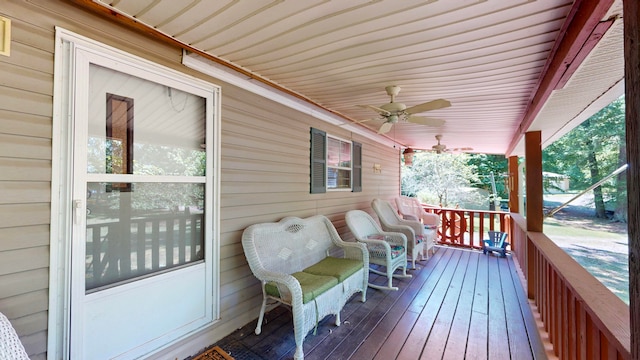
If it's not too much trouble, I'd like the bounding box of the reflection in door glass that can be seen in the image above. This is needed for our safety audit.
[85,182,205,291]
[87,64,206,176]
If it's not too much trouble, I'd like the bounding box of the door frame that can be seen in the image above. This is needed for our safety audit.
[48,28,221,359]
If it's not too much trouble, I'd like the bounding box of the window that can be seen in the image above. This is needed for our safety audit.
[85,65,208,291]
[310,128,362,193]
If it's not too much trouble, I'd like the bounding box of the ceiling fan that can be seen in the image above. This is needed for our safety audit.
[429,134,473,154]
[357,85,450,134]
[402,135,473,165]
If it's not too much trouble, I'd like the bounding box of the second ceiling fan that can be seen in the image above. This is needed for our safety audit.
[429,134,473,154]
[358,85,451,134]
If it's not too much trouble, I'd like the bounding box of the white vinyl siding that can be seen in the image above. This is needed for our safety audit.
[0,6,54,359]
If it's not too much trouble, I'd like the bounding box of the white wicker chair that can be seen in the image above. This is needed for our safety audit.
[395,196,440,226]
[372,198,427,268]
[395,196,438,258]
[345,210,411,291]
[242,215,368,360]
[0,312,30,360]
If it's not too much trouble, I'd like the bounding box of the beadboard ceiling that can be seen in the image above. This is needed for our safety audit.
[76,0,624,156]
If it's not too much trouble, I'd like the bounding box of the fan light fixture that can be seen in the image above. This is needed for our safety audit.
[403,148,415,166]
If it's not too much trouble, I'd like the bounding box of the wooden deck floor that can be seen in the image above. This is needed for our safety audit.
[210,247,546,360]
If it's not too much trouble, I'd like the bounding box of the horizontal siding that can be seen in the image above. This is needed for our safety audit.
[0,269,49,299]
[0,247,49,276]
[0,158,51,181]
[0,62,53,96]
[0,110,52,139]
[0,181,51,204]
[0,4,55,359]
[0,133,52,160]
[0,87,52,118]
[0,203,50,228]
[0,290,49,319]
[0,225,49,251]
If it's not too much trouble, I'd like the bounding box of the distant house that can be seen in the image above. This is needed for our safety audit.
[543,172,570,193]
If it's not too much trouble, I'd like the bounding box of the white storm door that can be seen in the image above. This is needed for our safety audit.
[69,46,217,359]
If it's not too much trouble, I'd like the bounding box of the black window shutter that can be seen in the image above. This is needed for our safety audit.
[310,128,326,193]
[352,141,362,192]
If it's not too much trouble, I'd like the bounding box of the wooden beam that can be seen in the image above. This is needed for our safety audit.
[506,0,615,155]
[508,156,520,214]
[624,0,640,357]
[525,132,543,232]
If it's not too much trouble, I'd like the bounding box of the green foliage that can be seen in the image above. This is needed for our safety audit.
[543,97,625,190]
[402,152,482,208]
[542,96,626,218]
[467,154,509,199]
[400,98,626,216]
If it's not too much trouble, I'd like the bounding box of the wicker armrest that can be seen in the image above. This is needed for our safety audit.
[257,270,303,305]
[340,241,369,262]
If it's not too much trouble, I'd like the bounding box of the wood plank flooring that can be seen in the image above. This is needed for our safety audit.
[208,247,546,360]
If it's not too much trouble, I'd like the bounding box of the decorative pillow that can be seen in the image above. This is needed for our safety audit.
[366,234,387,240]
[415,235,424,244]
[368,244,404,259]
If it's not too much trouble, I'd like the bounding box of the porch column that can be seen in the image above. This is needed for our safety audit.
[508,156,520,214]
[524,131,543,231]
[624,0,640,357]
[525,131,543,299]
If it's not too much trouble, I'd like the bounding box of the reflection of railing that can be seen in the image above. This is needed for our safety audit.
[86,212,204,290]
[510,214,630,359]
[421,206,511,249]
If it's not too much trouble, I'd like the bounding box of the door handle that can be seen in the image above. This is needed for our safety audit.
[73,199,83,225]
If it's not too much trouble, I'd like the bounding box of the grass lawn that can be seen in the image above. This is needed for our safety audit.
[543,216,629,304]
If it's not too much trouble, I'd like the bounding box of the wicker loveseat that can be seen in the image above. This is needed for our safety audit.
[241,215,369,360]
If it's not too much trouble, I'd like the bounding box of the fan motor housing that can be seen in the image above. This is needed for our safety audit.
[380,102,406,113]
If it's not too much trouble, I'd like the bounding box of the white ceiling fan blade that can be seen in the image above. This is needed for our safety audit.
[407,116,446,126]
[357,104,391,116]
[349,117,377,125]
[377,122,394,134]
[405,99,451,114]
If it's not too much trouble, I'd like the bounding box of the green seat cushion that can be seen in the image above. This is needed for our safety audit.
[303,257,364,282]
[265,272,338,304]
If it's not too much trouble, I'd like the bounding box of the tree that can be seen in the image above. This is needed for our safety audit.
[542,96,626,219]
[467,154,509,200]
[402,152,481,208]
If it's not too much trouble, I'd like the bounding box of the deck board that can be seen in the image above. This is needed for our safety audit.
[208,247,546,360]
[466,251,489,360]
[441,250,478,360]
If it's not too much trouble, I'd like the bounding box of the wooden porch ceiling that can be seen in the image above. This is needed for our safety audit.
[71,0,624,156]
[206,247,545,360]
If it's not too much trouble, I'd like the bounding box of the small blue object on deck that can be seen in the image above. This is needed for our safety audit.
[482,231,509,257]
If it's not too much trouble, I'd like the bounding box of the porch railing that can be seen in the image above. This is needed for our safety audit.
[422,206,511,249]
[510,213,631,359]
[86,212,204,290]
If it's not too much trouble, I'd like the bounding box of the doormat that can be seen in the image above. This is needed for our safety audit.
[192,345,234,360]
